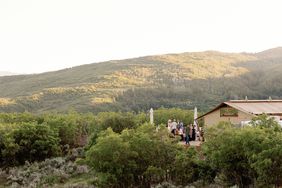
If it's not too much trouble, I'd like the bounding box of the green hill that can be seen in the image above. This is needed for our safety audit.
[1,48,282,113]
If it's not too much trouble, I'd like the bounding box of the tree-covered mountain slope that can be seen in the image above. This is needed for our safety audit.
[0,47,282,113]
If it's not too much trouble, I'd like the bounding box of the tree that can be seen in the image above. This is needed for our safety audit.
[12,122,60,164]
[86,128,138,187]
[171,149,199,185]
[203,124,257,187]
[86,124,203,187]
[250,113,281,131]
[203,117,282,187]
[153,108,194,126]
[251,134,282,187]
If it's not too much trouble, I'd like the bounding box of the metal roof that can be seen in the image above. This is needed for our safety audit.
[197,100,282,119]
[226,100,282,115]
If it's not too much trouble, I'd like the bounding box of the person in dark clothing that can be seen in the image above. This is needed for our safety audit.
[191,125,196,141]
[185,125,190,144]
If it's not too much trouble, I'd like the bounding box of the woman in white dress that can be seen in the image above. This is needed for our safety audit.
[167,119,172,132]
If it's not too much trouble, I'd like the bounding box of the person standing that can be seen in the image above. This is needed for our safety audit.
[182,125,186,142]
[167,119,172,132]
[185,125,190,145]
[178,126,184,141]
[189,124,193,140]
[192,125,196,141]
[196,128,200,141]
[179,121,184,129]
[171,119,177,136]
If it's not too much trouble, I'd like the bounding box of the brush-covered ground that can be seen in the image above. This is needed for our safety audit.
[1,47,282,113]
[0,110,281,187]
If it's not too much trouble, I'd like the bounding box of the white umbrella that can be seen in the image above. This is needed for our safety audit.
[194,106,198,131]
[194,107,200,141]
[150,108,154,125]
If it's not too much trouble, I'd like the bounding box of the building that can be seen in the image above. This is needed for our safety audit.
[197,100,282,127]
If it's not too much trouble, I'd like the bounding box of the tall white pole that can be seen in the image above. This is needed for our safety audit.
[194,107,198,129]
[150,108,154,125]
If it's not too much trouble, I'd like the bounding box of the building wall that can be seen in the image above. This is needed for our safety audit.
[204,108,254,127]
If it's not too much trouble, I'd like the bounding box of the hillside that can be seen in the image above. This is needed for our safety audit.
[0,48,282,113]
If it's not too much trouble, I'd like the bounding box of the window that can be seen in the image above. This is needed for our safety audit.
[220,107,238,117]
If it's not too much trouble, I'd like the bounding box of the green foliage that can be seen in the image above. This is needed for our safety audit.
[171,149,199,185]
[97,112,137,133]
[203,115,282,187]
[204,127,255,187]
[86,124,201,187]
[196,159,217,185]
[43,113,89,148]
[1,48,282,113]
[0,122,61,166]
[86,112,140,149]
[251,137,282,187]
[1,110,282,187]
[12,122,61,164]
[250,113,281,131]
[0,109,192,169]
[0,112,96,166]
[204,121,233,141]
[86,128,138,187]
[153,108,194,125]
[0,112,36,124]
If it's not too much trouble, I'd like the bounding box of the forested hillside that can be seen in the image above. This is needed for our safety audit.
[0,47,282,113]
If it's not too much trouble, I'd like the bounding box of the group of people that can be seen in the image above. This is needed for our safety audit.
[167,119,202,145]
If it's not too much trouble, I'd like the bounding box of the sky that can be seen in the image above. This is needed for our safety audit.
[0,0,282,74]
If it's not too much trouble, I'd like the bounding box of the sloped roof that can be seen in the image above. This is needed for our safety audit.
[197,100,282,119]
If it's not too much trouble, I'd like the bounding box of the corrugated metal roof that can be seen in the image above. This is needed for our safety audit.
[197,100,282,119]
[226,100,282,115]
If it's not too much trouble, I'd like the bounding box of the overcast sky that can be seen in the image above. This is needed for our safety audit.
[0,0,282,73]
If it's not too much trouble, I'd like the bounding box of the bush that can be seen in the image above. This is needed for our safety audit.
[97,112,138,133]
[86,124,202,187]
[0,122,61,166]
[203,115,282,187]
[5,157,90,187]
[12,122,61,164]
[43,112,93,148]
[86,112,139,148]
[86,128,138,187]
[154,108,194,126]
[171,149,199,185]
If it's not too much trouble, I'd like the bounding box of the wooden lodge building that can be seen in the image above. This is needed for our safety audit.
[197,100,282,127]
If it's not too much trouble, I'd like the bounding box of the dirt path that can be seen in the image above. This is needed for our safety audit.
[178,140,201,147]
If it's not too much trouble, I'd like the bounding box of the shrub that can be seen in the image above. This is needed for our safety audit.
[86,124,200,187]
[6,157,89,187]
[0,122,61,166]
[203,115,282,187]
[12,122,61,164]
